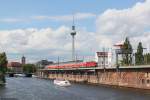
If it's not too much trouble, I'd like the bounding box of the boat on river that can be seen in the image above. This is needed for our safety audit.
[54,79,71,86]
[14,74,25,77]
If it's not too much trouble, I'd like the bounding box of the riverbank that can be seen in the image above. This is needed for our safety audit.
[0,81,5,86]
[38,65,150,90]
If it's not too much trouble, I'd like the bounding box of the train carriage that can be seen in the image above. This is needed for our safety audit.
[46,61,97,69]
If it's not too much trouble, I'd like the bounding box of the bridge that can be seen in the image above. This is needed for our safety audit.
[6,72,33,77]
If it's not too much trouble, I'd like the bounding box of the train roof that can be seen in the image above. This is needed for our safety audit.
[46,60,83,66]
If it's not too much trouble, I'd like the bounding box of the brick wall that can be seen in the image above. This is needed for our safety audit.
[38,69,150,89]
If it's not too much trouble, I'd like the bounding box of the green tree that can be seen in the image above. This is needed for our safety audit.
[135,42,144,65]
[144,53,150,64]
[23,64,36,74]
[122,37,133,65]
[0,52,8,84]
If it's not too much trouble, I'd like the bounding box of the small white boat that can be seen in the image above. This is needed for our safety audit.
[14,74,25,77]
[54,79,71,86]
[32,75,38,78]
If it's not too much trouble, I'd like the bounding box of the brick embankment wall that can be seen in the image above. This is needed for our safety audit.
[38,69,150,90]
[95,70,150,89]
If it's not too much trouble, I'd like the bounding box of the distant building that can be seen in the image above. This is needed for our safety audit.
[7,62,22,73]
[95,51,112,68]
[7,56,26,73]
[36,60,53,69]
[21,56,26,65]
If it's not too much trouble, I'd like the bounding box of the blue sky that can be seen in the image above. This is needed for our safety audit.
[0,0,149,63]
[0,0,143,30]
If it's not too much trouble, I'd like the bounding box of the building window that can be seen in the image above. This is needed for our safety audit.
[142,79,145,84]
[147,80,150,84]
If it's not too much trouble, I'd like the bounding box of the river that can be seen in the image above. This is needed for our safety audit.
[0,77,150,100]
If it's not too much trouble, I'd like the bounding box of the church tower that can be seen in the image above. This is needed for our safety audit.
[21,55,26,65]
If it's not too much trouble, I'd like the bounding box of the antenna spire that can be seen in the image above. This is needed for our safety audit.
[72,15,75,30]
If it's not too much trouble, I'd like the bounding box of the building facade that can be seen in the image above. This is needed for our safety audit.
[36,60,53,69]
[7,62,22,73]
[95,51,112,68]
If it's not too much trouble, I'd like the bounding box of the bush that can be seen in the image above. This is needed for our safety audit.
[22,64,36,74]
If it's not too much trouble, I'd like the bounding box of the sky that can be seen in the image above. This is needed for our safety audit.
[0,0,149,63]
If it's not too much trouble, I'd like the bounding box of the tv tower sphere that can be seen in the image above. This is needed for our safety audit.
[71,26,76,35]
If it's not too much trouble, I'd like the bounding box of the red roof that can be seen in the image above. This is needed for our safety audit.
[114,41,124,48]
[7,62,22,68]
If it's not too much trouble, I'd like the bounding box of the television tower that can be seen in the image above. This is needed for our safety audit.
[70,16,76,61]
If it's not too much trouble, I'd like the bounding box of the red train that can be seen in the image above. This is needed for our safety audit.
[46,61,97,69]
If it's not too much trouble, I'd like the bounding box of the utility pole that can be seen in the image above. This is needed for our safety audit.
[57,56,60,77]
[103,48,106,72]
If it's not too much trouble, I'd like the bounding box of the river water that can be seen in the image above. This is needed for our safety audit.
[0,77,150,100]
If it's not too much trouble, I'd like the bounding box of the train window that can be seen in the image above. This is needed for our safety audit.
[142,79,145,84]
[147,72,149,78]
[147,80,150,84]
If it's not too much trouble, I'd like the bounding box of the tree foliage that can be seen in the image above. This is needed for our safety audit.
[0,52,8,84]
[23,64,36,74]
[144,53,150,64]
[135,42,144,65]
[122,37,133,65]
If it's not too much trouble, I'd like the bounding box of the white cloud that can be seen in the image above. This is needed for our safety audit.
[0,26,98,62]
[2,0,150,63]
[0,12,95,23]
[96,0,150,46]
[0,18,26,23]
[0,26,70,53]
[33,12,96,21]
